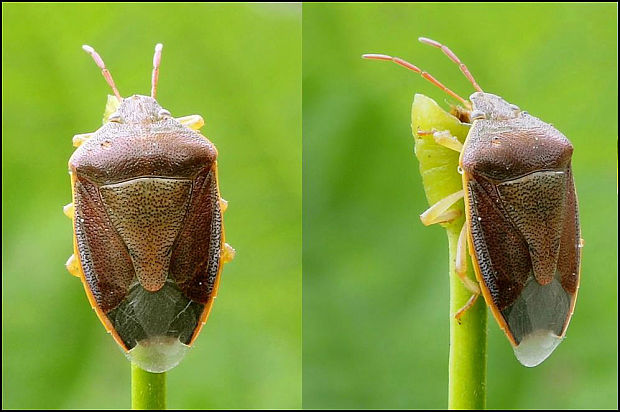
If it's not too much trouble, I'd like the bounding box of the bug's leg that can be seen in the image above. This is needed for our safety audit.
[219,199,234,264]
[65,254,81,277]
[420,190,464,226]
[417,129,463,152]
[63,203,81,277]
[72,133,94,147]
[176,115,205,131]
[63,202,74,219]
[454,222,481,323]
[222,243,236,264]
[454,294,479,324]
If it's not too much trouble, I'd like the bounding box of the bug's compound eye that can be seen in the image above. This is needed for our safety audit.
[158,109,172,119]
[108,112,122,123]
[470,110,486,120]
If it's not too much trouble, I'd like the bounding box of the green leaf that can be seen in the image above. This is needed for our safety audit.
[411,94,470,230]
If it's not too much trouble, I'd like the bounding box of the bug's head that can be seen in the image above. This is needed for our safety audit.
[107,94,172,125]
[469,92,523,121]
[83,43,168,124]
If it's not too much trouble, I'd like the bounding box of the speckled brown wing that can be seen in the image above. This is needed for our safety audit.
[72,172,208,351]
[169,162,224,345]
[554,167,580,332]
[73,175,134,314]
[465,167,577,347]
[169,163,222,304]
[465,172,530,344]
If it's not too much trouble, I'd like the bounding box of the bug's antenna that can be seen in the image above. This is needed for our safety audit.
[82,45,122,101]
[362,53,472,108]
[418,37,483,93]
[151,43,163,99]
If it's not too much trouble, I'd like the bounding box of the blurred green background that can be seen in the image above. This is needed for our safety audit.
[303,3,617,409]
[2,3,300,409]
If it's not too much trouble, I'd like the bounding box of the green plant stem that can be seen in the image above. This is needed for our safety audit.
[411,94,487,409]
[446,225,487,409]
[131,363,166,410]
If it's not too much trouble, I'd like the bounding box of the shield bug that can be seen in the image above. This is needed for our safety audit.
[64,43,235,373]
[364,37,582,367]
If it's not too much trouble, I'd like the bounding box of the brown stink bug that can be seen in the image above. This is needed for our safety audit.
[364,37,582,367]
[64,44,235,373]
